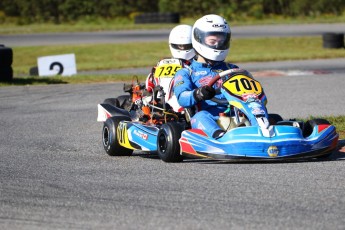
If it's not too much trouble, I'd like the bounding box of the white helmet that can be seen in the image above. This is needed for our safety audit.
[192,14,231,62]
[169,25,195,60]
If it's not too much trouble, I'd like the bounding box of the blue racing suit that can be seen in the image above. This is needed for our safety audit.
[173,60,239,137]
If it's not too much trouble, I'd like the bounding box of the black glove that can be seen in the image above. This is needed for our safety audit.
[193,85,216,102]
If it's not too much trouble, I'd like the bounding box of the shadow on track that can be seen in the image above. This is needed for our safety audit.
[133,140,345,164]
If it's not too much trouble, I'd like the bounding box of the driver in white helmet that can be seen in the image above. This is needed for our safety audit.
[145,25,195,112]
[173,14,239,138]
[146,25,195,93]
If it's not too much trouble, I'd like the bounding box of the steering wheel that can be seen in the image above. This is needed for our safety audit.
[207,69,240,105]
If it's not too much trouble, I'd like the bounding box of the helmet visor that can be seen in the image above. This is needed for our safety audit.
[170,43,193,51]
[194,28,231,50]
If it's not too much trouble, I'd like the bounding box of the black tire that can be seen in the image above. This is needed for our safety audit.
[268,113,283,125]
[0,66,13,82]
[29,66,39,76]
[303,118,330,138]
[102,116,133,156]
[103,98,120,108]
[157,122,184,162]
[104,95,132,110]
[322,33,344,49]
[0,46,13,67]
[116,95,132,110]
[134,13,180,24]
[303,118,334,159]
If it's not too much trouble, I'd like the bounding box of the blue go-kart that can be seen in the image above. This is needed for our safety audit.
[97,69,339,162]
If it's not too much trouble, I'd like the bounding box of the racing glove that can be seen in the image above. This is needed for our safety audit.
[193,85,216,102]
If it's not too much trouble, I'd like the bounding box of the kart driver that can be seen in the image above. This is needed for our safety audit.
[145,24,195,93]
[173,14,239,138]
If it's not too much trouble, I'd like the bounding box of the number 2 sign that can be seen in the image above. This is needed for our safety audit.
[38,54,77,77]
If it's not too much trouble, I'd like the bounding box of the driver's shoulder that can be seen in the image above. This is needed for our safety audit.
[175,65,192,76]
[225,62,239,69]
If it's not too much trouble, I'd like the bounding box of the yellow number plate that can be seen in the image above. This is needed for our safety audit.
[154,63,182,78]
[223,75,263,96]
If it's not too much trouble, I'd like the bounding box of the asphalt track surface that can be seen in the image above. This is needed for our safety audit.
[1,24,345,229]
[1,72,345,230]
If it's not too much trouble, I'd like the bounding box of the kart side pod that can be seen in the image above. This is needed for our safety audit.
[97,103,131,122]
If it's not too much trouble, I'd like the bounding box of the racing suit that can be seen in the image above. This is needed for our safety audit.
[173,60,239,137]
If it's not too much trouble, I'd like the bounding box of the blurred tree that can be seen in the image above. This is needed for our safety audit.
[0,0,343,24]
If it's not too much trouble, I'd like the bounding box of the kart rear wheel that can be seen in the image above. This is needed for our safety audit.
[103,98,120,108]
[102,116,133,156]
[104,95,132,110]
[117,95,132,110]
[157,122,184,162]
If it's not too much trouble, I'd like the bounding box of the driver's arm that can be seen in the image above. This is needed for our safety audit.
[173,68,199,108]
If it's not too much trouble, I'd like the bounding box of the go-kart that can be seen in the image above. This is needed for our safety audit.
[97,68,339,162]
[97,59,190,162]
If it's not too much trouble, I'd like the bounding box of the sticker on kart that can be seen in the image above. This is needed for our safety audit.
[117,122,135,149]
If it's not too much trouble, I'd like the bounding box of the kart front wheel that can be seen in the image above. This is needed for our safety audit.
[157,122,184,162]
[102,116,133,156]
[303,118,331,138]
[303,118,333,159]
[268,113,283,125]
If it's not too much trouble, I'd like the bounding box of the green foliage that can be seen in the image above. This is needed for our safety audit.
[0,0,343,24]
[159,0,227,18]
[0,0,158,24]
[263,0,345,16]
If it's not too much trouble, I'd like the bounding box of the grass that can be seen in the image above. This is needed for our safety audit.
[9,36,345,76]
[1,14,345,35]
[231,37,345,62]
[324,116,345,139]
